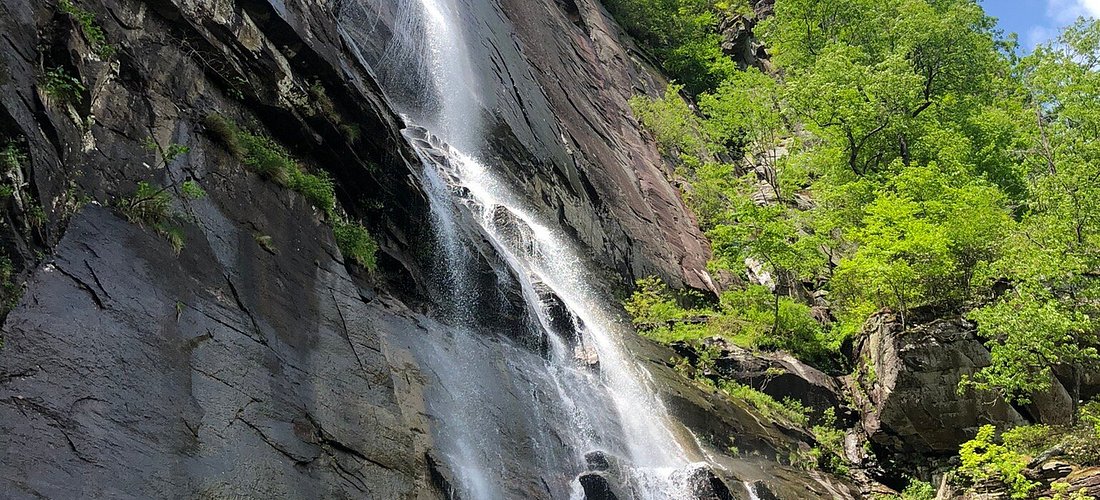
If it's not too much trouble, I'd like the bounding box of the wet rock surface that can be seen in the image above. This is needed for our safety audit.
[342,0,716,294]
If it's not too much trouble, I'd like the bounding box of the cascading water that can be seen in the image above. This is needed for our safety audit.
[341,0,714,497]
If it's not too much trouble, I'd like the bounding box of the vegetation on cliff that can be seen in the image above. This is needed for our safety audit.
[613,0,1100,492]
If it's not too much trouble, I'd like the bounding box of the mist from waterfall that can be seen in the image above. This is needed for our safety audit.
[340,0,705,497]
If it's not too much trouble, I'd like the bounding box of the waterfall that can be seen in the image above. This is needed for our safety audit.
[340,0,708,497]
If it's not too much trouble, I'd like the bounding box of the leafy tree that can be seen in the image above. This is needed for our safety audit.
[958,425,1036,499]
[629,84,711,157]
[964,20,1100,401]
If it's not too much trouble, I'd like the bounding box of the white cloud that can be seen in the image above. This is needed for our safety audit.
[1026,25,1057,48]
[1047,0,1100,24]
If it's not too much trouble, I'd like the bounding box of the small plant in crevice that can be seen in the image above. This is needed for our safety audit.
[40,67,85,103]
[57,0,114,58]
[203,113,337,217]
[181,180,206,200]
[333,218,378,272]
[200,113,383,271]
[339,123,362,144]
[143,137,191,168]
[0,141,27,199]
[254,233,276,254]
[117,181,185,254]
[0,254,24,317]
[809,407,849,475]
[201,114,244,158]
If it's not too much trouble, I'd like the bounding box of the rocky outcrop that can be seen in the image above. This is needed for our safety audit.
[1,207,438,498]
[494,0,718,293]
[673,337,848,424]
[628,335,863,499]
[342,0,716,294]
[850,311,1074,463]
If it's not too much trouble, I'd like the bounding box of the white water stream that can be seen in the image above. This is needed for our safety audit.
[351,0,712,496]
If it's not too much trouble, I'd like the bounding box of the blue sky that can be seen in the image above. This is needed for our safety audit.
[980,0,1100,50]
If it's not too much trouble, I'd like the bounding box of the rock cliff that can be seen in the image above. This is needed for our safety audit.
[0,0,852,498]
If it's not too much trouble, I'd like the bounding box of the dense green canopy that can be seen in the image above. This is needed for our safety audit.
[614,0,1100,403]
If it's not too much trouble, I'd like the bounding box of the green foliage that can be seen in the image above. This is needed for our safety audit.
[240,133,296,185]
[254,233,276,254]
[117,181,184,254]
[181,180,206,200]
[602,0,742,94]
[717,379,809,426]
[238,130,336,217]
[203,114,337,217]
[810,407,849,475]
[620,0,1100,401]
[624,277,835,362]
[58,0,114,58]
[340,123,362,143]
[899,480,936,500]
[0,142,26,199]
[1043,481,1093,500]
[698,68,784,160]
[952,404,1100,499]
[41,67,85,103]
[164,143,190,164]
[287,167,336,218]
[333,219,378,272]
[0,254,23,315]
[958,425,1036,499]
[1001,424,1060,457]
[629,84,710,157]
[964,294,1096,402]
[202,114,244,158]
[957,19,1100,399]
[832,164,1013,318]
[145,139,191,167]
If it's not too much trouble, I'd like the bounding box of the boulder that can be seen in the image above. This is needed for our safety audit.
[578,471,621,500]
[850,311,1074,459]
[677,465,737,500]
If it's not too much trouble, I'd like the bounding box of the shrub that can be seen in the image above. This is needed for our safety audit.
[254,234,276,254]
[58,0,114,58]
[334,219,378,271]
[624,276,715,343]
[217,119,337,216]
[900,480,936,500]
[958,425,1036,499]
[0,142,25,199]
[810,407,849,475]
[1,141,26,173]
[240,133,295,185]
[202,113,243,158]
[41,67,85,103]
[1002,424,1059,457]
[118,181,170,226]
[117,181,184,254]
[287,168,336,218]
[181,180,206,200]
[629,84,711,157]
[718,380,808,426]
[0,254,22,314]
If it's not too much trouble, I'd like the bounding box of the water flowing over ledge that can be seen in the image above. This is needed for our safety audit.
[352,0,710,495]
